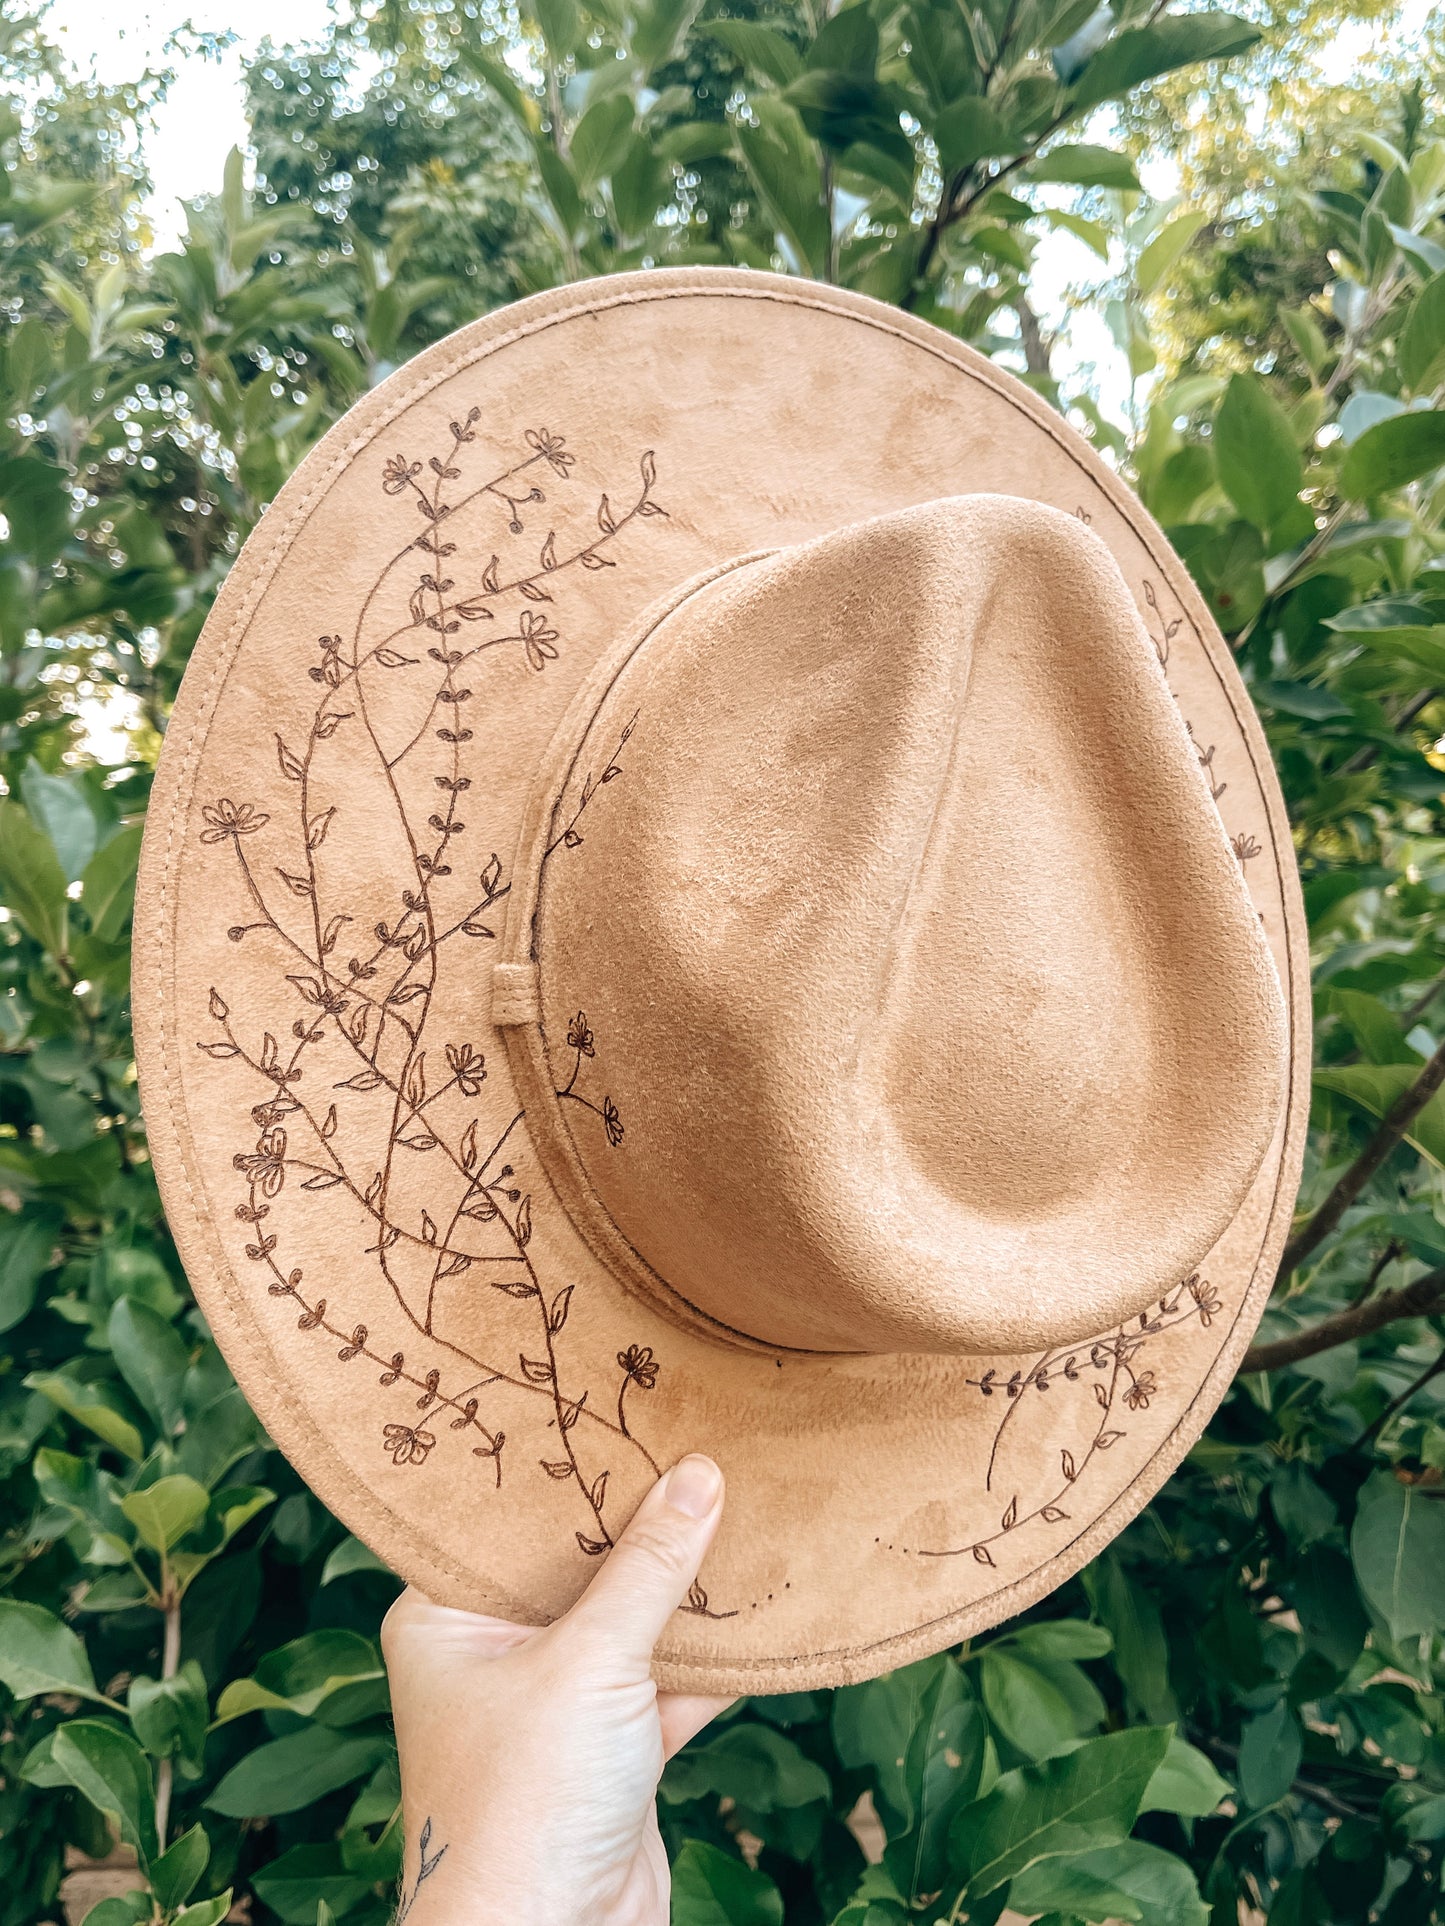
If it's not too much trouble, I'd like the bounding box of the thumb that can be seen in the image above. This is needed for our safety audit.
[561,1455,724,1669]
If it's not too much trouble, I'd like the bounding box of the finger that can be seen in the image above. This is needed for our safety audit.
[383,1586,542,1662]
[659,1693,735,1759]
[562,1455,725,1667]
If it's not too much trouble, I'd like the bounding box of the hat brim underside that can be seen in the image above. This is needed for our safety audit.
[135,269,1308,1694]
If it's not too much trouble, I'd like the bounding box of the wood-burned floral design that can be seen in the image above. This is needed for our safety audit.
[195,418,673,1567]
[916,1270,1228,1565]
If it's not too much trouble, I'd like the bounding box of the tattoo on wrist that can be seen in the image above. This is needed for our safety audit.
[396,1814,449,1923]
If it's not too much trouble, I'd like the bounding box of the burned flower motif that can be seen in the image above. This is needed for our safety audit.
[1123,1370,1157,1412]
[1186,1273,1222,1326]
[567,1012,595,1057]
[617,1344,659,1391]
[200,798,270,844]
[250,1096,298,1131]
[383,1423,437,1466]
[1231,831,1261,864]
[382,454,422,495]
[520,608,560,672]
[603,1095,624,1146]
[526,427,575,477]
[233,1126,288,1199]
[445,1042,487,1096]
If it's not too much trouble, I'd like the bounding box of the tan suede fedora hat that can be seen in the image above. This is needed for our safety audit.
[135,267,1307,1693]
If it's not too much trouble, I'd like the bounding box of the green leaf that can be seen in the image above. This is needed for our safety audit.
[1319,988,1418,1066]
[1400,269,1445,394]
[216,1629,383,1722]
[1351,1469,1445,1641]
[77,1898,151,1926]
[1071,12,1261,114]
[0,1209,59,1334]
[533,0,581,59]
[19,758,98,884]
[1312,1063,1445,1168]
[1325,594,1438,631]
[1009,1856,1144,1921]
[1341,409,1445,497]
[206,1725,391,1817]
[1257,679,1353,720]
[80,824,143,944]
[953,1724,1173,1897]
[148,1823,210,1913]
[5,314,52,401]
[1000,1620,1113,1662]
[828,1863,910,1926]
[0,454,71,563]
[1237,1698,1302,1808]
[0,800,69,955]
[571,95,634,186]
[1084,1556,1178,1724]
[1137,209,1208,297]
[1029,144,1140,190]
[320,1535,391,1585]
[669,1840,784,1925]
[251,1844,372,1925]
[979,1648,1105,1760]
[1281,302,1330,377]
[1142,1734,1230,1818]
[661,1720,832,1812]
[174,1896,233,1926]
[1021,1841,1209,1926]
[702,20,802,86]
[534,140,583,238]
[120,1473,211,1552]
[51,1720,158,1867]
[735,96,828,276]
[0,1598,103,1702]
[108,1296,189,1436]
[877,1658,987,1904]
[632,0,705,75]
[1039,205,1110,257]
[611,132,673,235]
[129,1660,209,1765]
[933,94,1012,178]
[1213,373,1304,529]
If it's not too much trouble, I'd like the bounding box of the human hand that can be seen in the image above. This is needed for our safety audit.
[381,1454,730,1926]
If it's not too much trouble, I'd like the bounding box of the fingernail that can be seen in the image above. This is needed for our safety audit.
[665,1454,722,1519]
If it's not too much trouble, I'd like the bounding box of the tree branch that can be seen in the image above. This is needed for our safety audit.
[1242,1265,1445,1373]
[1014,293,1054,377]
[1359,1345,1445,1445]
[1276,1033,1445,1280]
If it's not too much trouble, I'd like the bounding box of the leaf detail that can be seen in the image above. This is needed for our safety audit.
[306,807,336,850]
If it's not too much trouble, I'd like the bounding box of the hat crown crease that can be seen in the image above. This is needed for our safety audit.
[525,493,1288,1357]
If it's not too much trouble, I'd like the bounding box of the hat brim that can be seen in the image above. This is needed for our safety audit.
[135,268,1308,1693]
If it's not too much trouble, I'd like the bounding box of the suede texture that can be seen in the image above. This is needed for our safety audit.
[519,497,1286,1356]
[133,269,1309,1692]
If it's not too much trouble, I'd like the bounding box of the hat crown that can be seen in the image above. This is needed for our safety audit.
[515,494,1287,1355]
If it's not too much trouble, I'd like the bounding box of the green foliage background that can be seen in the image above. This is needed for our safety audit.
[2,2,1445,1922]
